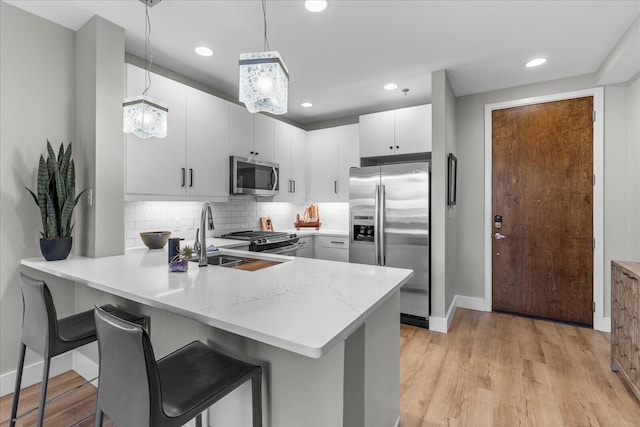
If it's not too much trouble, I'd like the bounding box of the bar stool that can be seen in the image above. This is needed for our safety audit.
[93,306,262,427]
[10,272,148,427]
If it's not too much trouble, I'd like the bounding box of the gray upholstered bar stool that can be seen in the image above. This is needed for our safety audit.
[10,272,149,427]
[93,306,262,427]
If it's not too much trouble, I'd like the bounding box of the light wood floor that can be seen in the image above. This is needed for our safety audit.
[2,309,639,426]
[400,308,640,427]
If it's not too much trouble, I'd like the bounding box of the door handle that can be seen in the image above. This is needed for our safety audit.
[189,168,193,187]
[495,232,508,240]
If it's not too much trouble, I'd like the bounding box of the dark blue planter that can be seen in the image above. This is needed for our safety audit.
[40,237,73,261]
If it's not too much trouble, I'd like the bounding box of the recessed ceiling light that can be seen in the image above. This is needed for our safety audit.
[195,46,214,57]
[526,57,547,68]
[384,83,398,90]
[301,102,313,108]
[305,1,327,12]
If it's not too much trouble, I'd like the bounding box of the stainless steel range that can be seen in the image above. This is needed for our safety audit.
[222,231,299,255]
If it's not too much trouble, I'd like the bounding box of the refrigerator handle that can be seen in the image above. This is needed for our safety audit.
[380,184,386,266]
[374,184,381,265]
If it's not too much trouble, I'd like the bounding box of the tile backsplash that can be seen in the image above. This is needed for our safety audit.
[125,199,349,248]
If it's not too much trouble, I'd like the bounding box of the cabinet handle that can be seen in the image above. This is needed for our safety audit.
[299,241,307,246]
[255,152,259,156]
[189,168,193,187]
[334,180,338,194]
[181,168,186,187]
[293,180,296,193]
[330,240,345,245]
[389,146,393,150]
[288,180,293,193]
[396,145,400,150]
[250,151,254,155]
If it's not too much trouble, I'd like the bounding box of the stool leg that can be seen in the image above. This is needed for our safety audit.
[9,343,27,427]
[94,409,104,427]
[36,356,52,427]
[252,368,262,427]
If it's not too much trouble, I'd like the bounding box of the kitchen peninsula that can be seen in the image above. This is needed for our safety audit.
[21,244,412,427]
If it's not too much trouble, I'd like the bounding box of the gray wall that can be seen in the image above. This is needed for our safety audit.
[0,2,78,373]
[455,73,640,318]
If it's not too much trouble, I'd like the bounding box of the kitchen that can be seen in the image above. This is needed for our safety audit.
[2,0,640,426]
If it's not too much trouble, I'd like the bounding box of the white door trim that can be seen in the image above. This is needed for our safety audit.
[483,87,605,330]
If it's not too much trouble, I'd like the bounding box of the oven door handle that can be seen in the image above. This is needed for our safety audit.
[261,243,298,254]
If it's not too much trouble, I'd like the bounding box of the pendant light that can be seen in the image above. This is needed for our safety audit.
[239,0,289,115]
[123,0,168,139]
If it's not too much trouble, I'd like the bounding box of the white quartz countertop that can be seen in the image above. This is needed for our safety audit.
[22,247,412,358]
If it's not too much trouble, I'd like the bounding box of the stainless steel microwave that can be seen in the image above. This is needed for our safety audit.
[230,156,280,196]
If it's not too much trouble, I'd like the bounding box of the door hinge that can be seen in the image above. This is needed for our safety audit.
[593,174,595,186]
[593,301,596,312]
[593,238,596,249]
[593,111,596,122]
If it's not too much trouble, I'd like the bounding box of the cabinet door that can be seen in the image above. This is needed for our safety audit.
[337,124,360,201]
[229,103,254,158]
[296,236,314,258]
[394,104,432,154]
[126,64,187,196]
[186,88,229,198]
[307,128,339,201]
[358,110,395,158]
[273,120,292,202]
[290,126,307,203]
[253,113,275,162]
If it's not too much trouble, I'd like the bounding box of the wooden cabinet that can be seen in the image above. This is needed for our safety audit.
[229,103,274,162]
[359,104,431,158]
[274,121,306,202]
[307,124,359,202]
[314,236,349,262]
[125,64,228,200]
[611,261,640,401]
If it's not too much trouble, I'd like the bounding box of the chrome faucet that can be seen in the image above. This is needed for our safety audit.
[194,202,214,267]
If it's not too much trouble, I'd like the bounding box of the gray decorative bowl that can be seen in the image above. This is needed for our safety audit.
[140,231,171,249]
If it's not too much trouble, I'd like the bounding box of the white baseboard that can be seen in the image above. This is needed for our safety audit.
[72,351,99,386]
[0,352,73,397]
[595,316,611,333]
[428,294,487,334]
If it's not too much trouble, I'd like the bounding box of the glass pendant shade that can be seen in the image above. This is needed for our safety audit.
[239,51,289,115]
[123,95,168,139]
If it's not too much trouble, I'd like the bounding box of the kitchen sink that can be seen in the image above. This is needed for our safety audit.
[190,254,284,271]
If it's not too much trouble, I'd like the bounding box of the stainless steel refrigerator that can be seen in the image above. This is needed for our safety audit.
[349,162,430,326]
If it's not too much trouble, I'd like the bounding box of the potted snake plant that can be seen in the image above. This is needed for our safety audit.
[26,140,86,261]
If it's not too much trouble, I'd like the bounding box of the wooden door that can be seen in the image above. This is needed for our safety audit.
[492,97,593,326]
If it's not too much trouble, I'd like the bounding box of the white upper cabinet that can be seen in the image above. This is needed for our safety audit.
[358,104,431,158]
[394,104,432,154]
[125,64,187,197]
[274,121,307,202]
[290,126,307,203]
[229,103,254,158]
[125,64,229,200]
[229,104,275,162]
[185,87,229,198]
[358,110,394,158]
[253,113,275,162]
[307,124,359,202]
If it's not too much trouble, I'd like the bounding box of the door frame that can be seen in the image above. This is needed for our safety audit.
[483,87,605,331]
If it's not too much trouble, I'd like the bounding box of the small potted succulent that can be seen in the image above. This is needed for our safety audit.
[169,245,193,272]
[26,141,86,261]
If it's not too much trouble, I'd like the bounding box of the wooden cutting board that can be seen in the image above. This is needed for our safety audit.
[233,259,281,271]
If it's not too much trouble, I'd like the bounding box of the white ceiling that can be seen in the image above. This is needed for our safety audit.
[7,0,640,127]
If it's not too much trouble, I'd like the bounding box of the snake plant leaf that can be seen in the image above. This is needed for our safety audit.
[60,159,76,237]
[46,140,66,215]
[45,195,57,238]
[36,154,49,233]
[57,141,65,165]
[60,142,72,184]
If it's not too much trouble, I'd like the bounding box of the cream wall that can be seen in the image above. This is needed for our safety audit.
[0,2,78,374]
[455,73,640,319]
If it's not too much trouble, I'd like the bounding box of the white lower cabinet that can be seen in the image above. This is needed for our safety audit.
[314,236,349,262]
[296,236,314,258]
